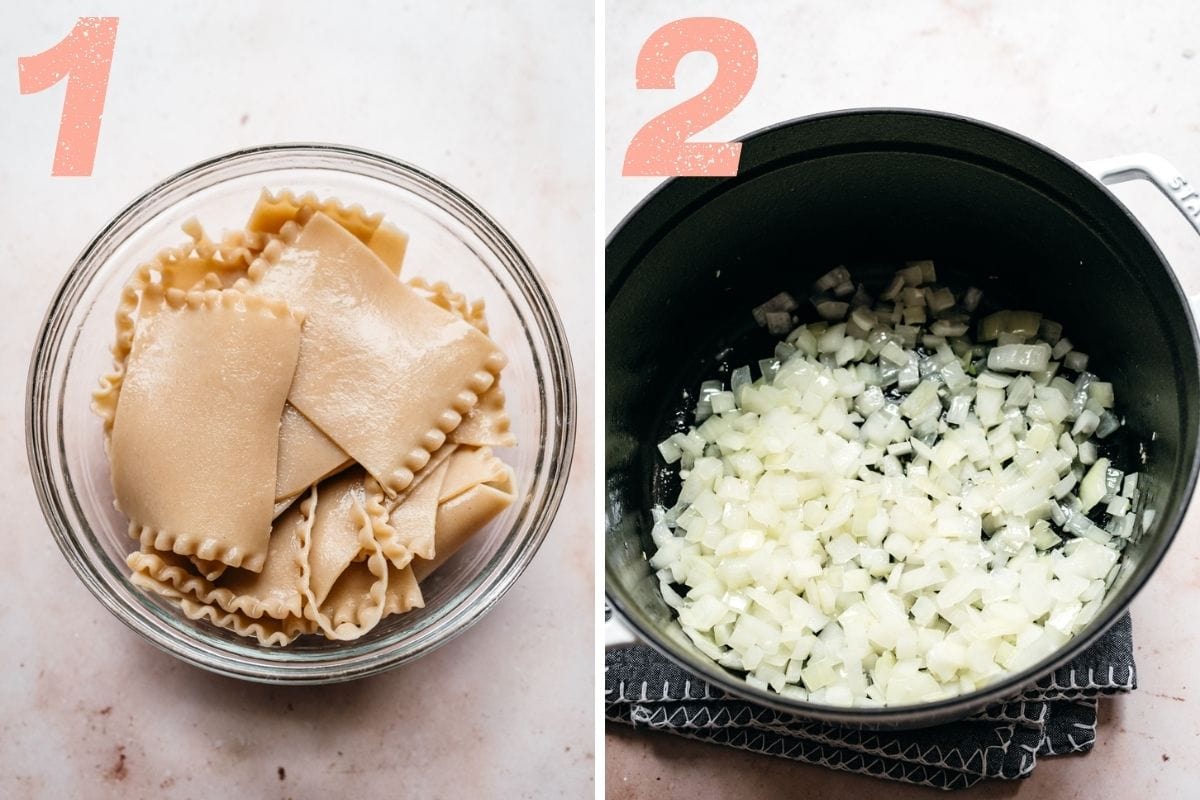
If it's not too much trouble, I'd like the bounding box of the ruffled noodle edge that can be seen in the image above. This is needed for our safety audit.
[245,188,413,273]
[386,356,505,497]
[298,484,391,641]
[409,276,489,334]
[126,487,314,620]
[373,443,457,568]
[247,188,382,238]
[179,216,266,269]
[383,564,425,617]
[407,278,515,447]
[178,598,313,647]
[130,568,314,647]
[91,228,287,438]
[450,381,516,448]
[189,556,227,581]
[156,283,304,324]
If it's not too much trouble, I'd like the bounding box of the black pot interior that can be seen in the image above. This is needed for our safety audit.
[605,110,1200,727]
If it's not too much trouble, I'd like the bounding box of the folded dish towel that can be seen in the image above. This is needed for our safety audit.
[605,613,1134,790]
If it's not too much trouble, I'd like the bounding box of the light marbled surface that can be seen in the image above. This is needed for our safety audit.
[0,2,594,798]
[606,1,1200,797]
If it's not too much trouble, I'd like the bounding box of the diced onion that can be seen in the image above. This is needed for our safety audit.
[765,311,793,335]
[1106,495,1130,517]
[1039,319,1063,344]
[1095,411,1121,439]
[752,292,799,326]
[1078,458,1110,512]
[928,288,956,313]
[881,275,905,302]
[657,266,1139,707]
[1063,350,1089,371]
[815,299,850,321]
[730,366,752,401]
[815,266,852,292]
[987,344,1051,373]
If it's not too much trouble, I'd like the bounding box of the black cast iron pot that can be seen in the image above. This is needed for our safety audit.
[605,109,1200,727]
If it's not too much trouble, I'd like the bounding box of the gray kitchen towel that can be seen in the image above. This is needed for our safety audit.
[606,613,1134,790]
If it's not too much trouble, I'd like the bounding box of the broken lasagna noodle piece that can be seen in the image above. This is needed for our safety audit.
[95,191,518,645]
[239,212,505,497]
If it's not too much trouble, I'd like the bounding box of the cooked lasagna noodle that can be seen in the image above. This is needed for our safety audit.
[95,189,519,646]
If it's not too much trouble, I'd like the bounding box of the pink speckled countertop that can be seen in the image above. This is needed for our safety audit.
[0,2,594,798]
[606,0,1200,797]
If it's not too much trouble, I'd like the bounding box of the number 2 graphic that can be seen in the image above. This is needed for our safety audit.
[622,17,758,177]
[18,17,120,177]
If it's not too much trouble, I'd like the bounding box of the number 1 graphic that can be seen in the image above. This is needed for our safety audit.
[18,17,120,177]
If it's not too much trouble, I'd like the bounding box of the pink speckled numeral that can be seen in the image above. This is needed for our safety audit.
[18,17,120,177]
[622,17,757,177]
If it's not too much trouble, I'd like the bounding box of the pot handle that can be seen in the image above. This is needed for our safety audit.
[605,608,639,648]
[1084,153,1200,315]
[1082,153,1200,238]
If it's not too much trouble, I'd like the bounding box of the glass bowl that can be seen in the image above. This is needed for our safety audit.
[27,144,576,683]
